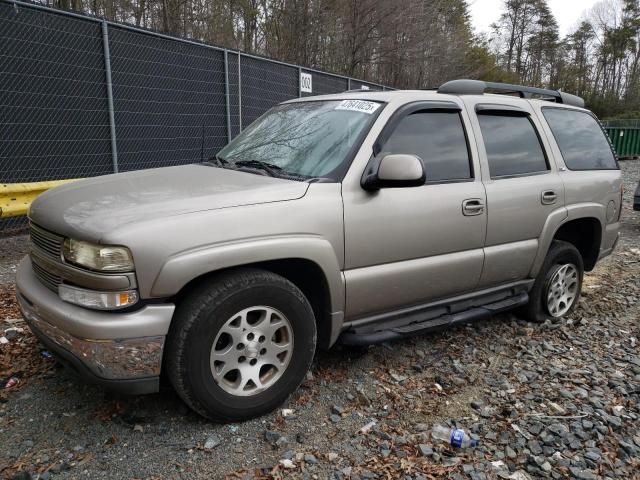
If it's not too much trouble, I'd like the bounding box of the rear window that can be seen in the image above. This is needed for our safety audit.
[542,108,618,170]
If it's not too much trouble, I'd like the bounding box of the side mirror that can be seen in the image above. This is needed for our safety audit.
[362,154,426,191]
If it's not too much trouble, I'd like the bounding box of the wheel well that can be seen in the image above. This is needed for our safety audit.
[553,218,602,271]
[173,259,333,349]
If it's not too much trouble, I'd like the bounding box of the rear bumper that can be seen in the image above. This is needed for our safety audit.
[16,256,175,394]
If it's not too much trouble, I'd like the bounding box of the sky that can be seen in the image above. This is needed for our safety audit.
[467,0,602,36]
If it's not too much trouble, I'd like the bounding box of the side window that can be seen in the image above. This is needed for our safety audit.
[478,114,548,178]
[542,108,618,170]
[381,111,471,182]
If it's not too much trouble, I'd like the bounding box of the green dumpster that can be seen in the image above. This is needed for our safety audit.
[603,120,640,158]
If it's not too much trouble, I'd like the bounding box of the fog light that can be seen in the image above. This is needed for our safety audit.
[59,284,138,310]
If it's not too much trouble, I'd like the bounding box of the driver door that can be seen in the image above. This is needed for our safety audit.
[342,102,486,320]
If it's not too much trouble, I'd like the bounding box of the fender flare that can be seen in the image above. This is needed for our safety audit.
[530,203,605,277]
[151,235,345,317]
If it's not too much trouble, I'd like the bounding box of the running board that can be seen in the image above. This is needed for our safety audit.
[339,291,529,346]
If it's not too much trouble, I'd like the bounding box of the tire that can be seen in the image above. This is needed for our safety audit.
[165,268,317,422]
[517,240,584,323]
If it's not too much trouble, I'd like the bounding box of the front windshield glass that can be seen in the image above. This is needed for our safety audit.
[217,100,383,180]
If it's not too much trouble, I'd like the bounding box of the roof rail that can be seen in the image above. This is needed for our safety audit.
[438,79,585,108]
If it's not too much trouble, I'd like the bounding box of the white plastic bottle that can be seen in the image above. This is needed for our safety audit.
[431,425,478,448]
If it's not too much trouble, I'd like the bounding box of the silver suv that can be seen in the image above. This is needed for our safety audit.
[16,80,622,421]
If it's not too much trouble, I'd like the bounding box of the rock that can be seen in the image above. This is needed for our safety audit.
[547,423,569,436]
[265,430,281,444]
[527,440,543,455]
[330,414,341,423]
[304,454,318,464]
[265,430,288,449]
[508,471,533,480]
[331,405,345,415]
[418,444,433,457]
[282,450,295,460]
[528,422,543,435]
[619,439,638,456]
[584,451,601,463]
[505,446,517,459]
[279,459,296,469]
[327,452,339,462]
[463,464,475,474]
[133,424,144,433]
[569,468,597,480]
[548,402,566,414]
[203,434,221,450]
[358,421,376,434]
[605,415,623,429]
[479,406,497,418]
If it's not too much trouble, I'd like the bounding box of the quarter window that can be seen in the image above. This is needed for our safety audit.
[542,108,618,170]
[381,111,471,181]
[478,114,548,177]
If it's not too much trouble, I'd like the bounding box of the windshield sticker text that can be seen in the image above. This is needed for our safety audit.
[335,100,380,114]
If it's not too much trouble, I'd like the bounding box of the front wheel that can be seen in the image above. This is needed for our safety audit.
[165,269,317,422]
[518,240,584,323]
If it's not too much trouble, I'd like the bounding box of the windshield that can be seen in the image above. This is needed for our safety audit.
[216,100,383,180]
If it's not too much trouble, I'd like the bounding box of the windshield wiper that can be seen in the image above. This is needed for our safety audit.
[202,154,229,168]
[233,159,283,177]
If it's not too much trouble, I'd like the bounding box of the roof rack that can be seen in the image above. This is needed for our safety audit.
[438,79,585,108]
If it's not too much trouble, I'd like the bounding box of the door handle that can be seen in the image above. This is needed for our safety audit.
[462,198,485,216]
[541,190,557,205]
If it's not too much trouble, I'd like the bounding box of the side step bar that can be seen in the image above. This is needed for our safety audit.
[339,291,529,346]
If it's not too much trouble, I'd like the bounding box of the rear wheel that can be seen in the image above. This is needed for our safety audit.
[518,240,584,323]
[165,269,317,422]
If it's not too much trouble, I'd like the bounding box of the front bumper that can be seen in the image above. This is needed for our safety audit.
[16,256,175,394]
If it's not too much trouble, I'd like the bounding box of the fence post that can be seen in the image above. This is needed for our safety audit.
[101,20,119,174]
[224,50,231,143]
[298,67,302,97]
[348,78,351,91]
[238,53,243,132]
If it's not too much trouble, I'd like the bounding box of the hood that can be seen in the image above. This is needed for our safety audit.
[29,165,309,240]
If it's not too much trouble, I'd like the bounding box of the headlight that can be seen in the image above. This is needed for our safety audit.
[63,238,134,272]
[59,284,138,310]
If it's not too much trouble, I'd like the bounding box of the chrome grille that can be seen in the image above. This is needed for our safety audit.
[30,223,65,292]
[30,223,64,260]
[31,257,62,292]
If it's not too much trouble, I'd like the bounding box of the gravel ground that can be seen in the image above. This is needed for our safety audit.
[0,162,639,480]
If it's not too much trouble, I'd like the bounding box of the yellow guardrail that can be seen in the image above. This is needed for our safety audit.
[1,179,80,218]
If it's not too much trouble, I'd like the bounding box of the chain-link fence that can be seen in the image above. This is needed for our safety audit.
[0,0,389,234]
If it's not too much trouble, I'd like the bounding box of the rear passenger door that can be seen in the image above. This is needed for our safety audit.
[466,99,565,288]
